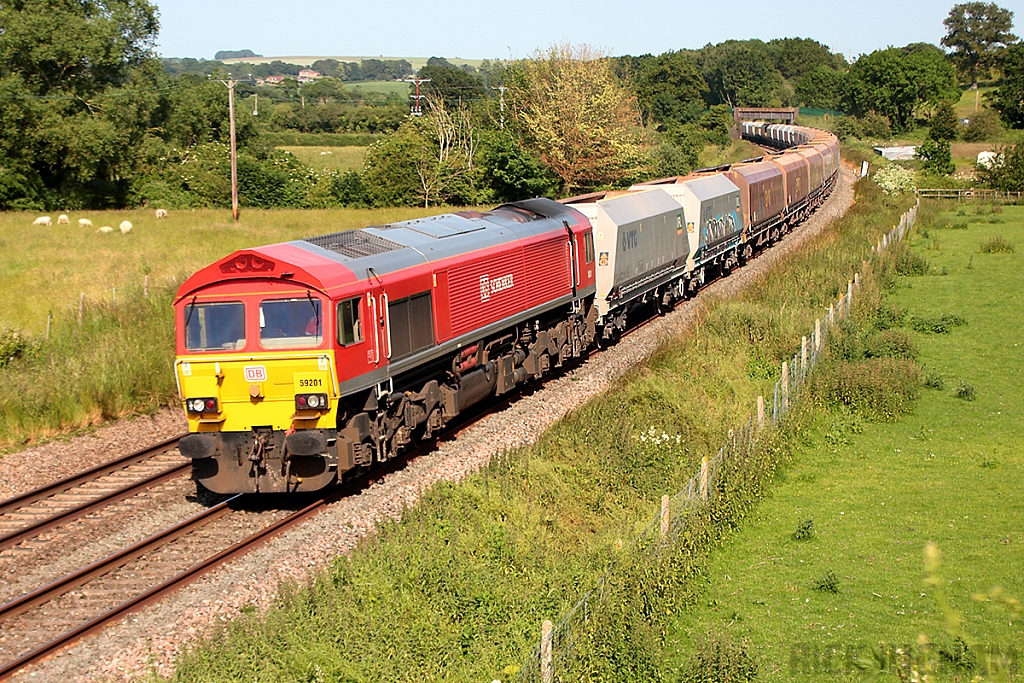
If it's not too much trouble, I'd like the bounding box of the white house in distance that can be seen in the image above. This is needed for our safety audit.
[297,69,322,83]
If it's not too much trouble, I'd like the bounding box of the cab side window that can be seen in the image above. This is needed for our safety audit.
[337,298,363,345]
[584,232,595,263]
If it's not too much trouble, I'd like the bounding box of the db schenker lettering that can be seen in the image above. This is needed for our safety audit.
[479,273,514,301]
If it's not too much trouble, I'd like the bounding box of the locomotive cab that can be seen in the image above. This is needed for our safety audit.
[174,253,348,493]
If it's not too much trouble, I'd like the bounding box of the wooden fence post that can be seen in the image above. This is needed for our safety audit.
[78,292,84,327]
[781,361,789,411]
[541,620,553,683]
[814,319,821,351]
[801,336,808,376]
[757,395,765,429]
[660,494,670,538]
[699,457,709,502]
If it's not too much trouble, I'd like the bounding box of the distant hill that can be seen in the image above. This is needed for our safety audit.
[215,49,262,60]
[219,55,485,71]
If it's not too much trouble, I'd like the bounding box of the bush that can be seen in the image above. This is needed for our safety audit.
[0,329,36,369]
[961,109,1003,142]
[924,371,946,390]
[872,165,916,196]
[893,244,929,275]
[859,112,892,139]
[679,631,758,683]
[908,313,967,334]
[872,304,906,330]
[817,357,921,421]
[955,382,977,401]
[980,236,1014,253]
[863,329,918,360]
[793,517,815,540]
[813,569,840,594]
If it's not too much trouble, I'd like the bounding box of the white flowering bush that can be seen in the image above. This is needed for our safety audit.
[635,426,682,446]
[872,164,917,196]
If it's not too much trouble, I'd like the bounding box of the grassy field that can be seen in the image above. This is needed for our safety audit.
[665,200,1024,680]
[699,139,765,168]
[955,86,998,120]
[0,206,454,335]
[163,178,914,682]
[347,80,412,96]
[277,146,367,172]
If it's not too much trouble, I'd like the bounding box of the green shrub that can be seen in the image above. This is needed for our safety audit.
[863,329,918,360]
[0,329,36,369]
[813,569,840,594]
[961,109,1003,142]
[679,631,758,683]
[924,371,946,390]
[872,304,906,331]
[817,357,922,422]
[908,313,966,334]
[955,382,977,401]
[893,245,930,276]
[980,236,1014,253]
[792,517,815,541]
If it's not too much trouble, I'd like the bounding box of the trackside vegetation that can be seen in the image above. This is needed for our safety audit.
[162,179,914,682]
[666,200,1024,681]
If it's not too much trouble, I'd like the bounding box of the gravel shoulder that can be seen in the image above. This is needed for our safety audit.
[7,169,856,683]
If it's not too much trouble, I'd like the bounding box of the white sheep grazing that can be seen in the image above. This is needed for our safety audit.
[155,208,168,219]
[97,226,114,233]
[32,216,52,226]
[119,220,133,235]
[78,218,93,228]
[57,214,70,225]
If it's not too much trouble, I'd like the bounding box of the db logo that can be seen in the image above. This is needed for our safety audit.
[244,365,267,382]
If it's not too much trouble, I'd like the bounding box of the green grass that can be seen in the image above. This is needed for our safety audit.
[699,139,765,168]
[277,146,367,172]
[163,175,914,682]
[664,201,1024,681]
[347,80,412,96]
[955,86,998,120]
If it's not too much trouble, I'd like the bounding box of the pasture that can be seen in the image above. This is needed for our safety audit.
[277,146,368,172]
[666,201,1024,681]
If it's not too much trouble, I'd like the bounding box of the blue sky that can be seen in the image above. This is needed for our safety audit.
[155,0,1012,62]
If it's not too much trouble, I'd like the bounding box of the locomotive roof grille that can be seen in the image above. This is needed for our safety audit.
[303,229,405,259]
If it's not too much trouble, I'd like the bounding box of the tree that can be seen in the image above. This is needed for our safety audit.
[994,43,1024,127]
[0,0,161,208]
[928,102,960,141]
[631,51,708,127]
[701,40,785,107]
[767,38,845,80]
[418,64,486,106]
[846,45,960,132]
[942,2,1018,88]
[978,143,1024,189]
[795,66,849,110]
[917,139,955,175]
[508,43,647,194]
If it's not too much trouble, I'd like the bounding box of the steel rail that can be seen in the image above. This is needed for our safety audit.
[0,461,190,552]
[0,434,186,516]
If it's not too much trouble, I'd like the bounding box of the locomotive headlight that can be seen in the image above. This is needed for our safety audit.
[295,393,328,411]
[186,397,218,413]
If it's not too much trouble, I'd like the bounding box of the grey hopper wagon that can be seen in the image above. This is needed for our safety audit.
[566,189,687,320]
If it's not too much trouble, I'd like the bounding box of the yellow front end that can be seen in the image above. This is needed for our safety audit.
[175,351,341,493]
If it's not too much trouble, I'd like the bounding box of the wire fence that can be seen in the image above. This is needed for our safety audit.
[514,200,920,683]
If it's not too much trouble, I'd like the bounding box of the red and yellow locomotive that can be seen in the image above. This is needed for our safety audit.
[174,199,597,493]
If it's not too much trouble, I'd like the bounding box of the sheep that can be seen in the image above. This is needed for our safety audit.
[32,216,52,226]
[78,218,93,228]
[155,208,168,219]
[97,226,114,233]
[57,214,70,225]
[119,220,133,235]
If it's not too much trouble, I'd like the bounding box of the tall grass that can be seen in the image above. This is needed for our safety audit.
[0,284,176,448]
[165,177,914,682]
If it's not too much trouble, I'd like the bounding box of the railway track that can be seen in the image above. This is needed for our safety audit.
[0,435,187,553]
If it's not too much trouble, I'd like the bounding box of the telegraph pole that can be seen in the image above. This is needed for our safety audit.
[403,76,431,116]
[214,74,252,222]
[491,85,507,129]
